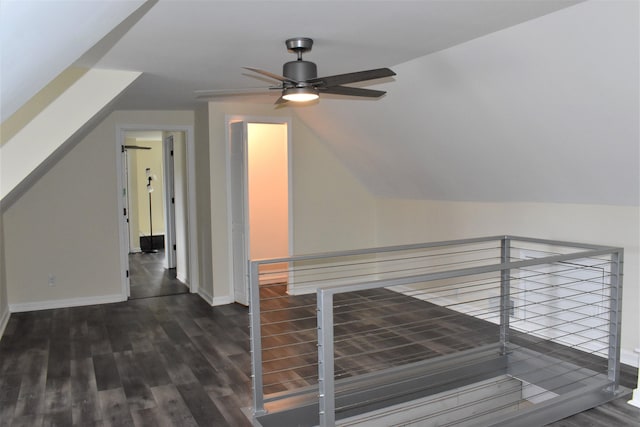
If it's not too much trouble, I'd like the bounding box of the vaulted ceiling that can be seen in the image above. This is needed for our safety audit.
[2,0,637,205]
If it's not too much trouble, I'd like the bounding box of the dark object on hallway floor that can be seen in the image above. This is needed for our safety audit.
[129,252,188,299]
[139,235,165,252]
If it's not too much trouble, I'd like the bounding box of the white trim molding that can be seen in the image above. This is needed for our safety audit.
[116,124,199,301]
[9,294,125,313]
[223,115,293,305]
[197,289,234,306]
[212,295,234,306]
[197,287,214,305]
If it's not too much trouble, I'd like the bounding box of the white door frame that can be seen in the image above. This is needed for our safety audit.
[122,147,134,252]
[229,122,249,305]
[116,124,199,298]
[225,115,294,305]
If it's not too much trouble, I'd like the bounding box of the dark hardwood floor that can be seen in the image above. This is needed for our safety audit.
[0,294,252,426]
[128,252,189,300]
[257,284,640,426]
[0,287,637,426]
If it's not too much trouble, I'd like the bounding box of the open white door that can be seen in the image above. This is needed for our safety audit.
[230,122,249,305]
[122,148,133,253]
[119,144,131,297]
[163,134,177,269]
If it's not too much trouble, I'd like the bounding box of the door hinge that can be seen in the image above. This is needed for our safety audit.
[171,197,175,204]
[123,208,127,216]
[126,270,129,278]
[170,150,174,156]
[121,145,125,153]
[173,244,177,251]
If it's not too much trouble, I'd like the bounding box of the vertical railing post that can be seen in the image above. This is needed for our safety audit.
[318,289,335,427]
[249,260,266,415]
[607,249,624,392]
[500,236,511,355]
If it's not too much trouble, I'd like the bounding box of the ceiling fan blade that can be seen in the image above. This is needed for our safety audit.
[243,67,298,84]
[318,86,387,98]
[194,87,279,99]
[310,68,395,87]
[274,96,288,105]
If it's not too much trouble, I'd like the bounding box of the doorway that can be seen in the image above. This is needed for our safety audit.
[121,130,189,299]
[229,119,292,305]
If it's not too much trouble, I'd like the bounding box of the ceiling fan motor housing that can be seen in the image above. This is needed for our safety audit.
[283,60,317,84]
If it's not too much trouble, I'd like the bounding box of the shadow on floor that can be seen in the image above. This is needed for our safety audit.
[129,251,189,299]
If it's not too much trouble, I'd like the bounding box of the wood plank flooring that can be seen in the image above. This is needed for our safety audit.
[128,252,188,299]
[0,294,252,426]
[0,288,638,426]
[257,284,640,426]
[259,285,501,396]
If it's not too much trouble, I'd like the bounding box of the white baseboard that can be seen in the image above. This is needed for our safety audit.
[287,277,373,296]
[212,295,234,306]
[197,287,214,305]
[9,294,125,313]
[287,286,315,296]
[177,273,188,284]
[197,286,234,306]
[0,305,10,339]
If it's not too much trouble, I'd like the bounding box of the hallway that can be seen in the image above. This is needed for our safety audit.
[128,252,188,299]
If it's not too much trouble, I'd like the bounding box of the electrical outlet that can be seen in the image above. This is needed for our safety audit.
[48,274,56,286]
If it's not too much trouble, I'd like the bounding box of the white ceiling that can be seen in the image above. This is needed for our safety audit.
[78,0,583,111]
[295,1,639,205]
[0,0,145,121]
[3,0,637,206]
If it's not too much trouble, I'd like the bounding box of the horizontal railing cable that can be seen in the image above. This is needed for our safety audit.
[249,236,623,425]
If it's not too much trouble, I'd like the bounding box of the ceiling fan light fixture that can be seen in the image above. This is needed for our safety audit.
[282,87,319,102]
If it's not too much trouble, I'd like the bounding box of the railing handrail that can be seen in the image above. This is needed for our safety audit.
[249,235,624,426]
[249,235,618,266]
[312,247,621,297]
[312,241,623,427]
[251,235,505,265]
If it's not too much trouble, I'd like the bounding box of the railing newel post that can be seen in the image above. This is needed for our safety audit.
[500,236,512,355]
[607,249,624,392]
[318,289,335,427]
[248,236,625,425]
[249,260,266,416]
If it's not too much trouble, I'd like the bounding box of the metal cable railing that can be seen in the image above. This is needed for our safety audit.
[249,236,624,426]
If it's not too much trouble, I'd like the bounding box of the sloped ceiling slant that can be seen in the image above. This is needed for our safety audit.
[293,1,639,206]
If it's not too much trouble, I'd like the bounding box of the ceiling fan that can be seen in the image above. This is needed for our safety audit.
[195,37,396,104]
